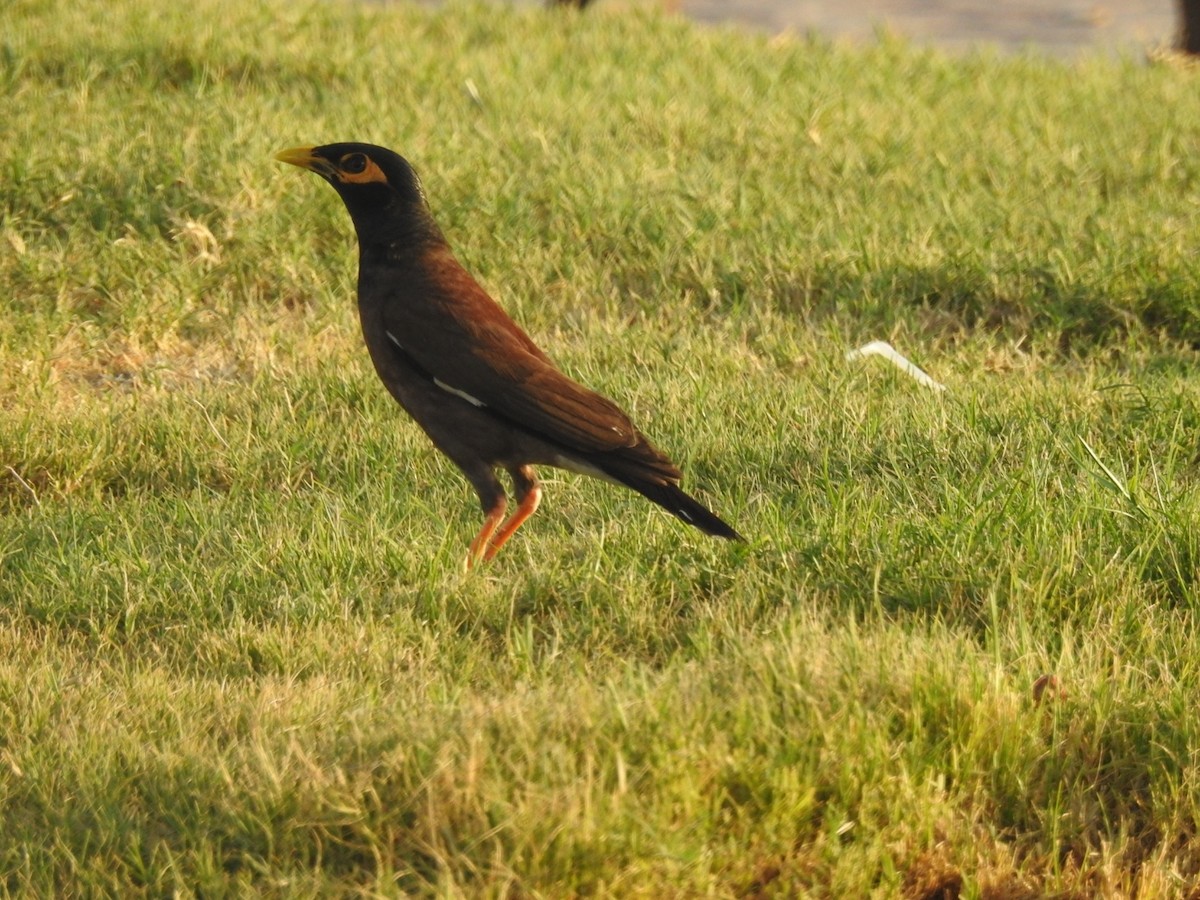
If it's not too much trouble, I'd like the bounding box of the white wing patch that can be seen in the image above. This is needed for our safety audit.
[386,330,487,408]
[434,378,486,408]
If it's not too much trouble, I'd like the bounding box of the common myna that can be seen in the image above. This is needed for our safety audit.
[276,142,742,566]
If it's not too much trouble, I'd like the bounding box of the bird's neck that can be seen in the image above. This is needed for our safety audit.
[350,201,446,262]
[357,226,444,263]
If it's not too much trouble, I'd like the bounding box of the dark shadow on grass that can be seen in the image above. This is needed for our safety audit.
[609,255,1200,352]
[0,42,347,95]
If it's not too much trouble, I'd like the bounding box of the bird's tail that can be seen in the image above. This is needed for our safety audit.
[621,476,744,541]
[584,451,741,541]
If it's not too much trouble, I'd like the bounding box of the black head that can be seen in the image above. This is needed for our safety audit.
[275,142,443,249]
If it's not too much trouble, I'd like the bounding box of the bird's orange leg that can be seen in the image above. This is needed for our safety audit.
[484,467,542,561]
[466,495,507,570]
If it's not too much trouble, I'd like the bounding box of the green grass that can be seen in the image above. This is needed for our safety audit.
[2,0,1200,894]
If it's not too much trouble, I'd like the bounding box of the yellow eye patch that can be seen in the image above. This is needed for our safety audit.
[336,157,388,185]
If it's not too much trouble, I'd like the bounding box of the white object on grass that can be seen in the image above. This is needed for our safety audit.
[846,341,946,392]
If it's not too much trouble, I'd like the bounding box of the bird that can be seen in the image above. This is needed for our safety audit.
[275,142,742,567]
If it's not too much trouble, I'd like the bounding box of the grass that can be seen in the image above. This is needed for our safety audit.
[2,0,1200,894]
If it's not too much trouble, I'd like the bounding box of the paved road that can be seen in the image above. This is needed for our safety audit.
[681,0,1175,56]
[422,1,1178,56]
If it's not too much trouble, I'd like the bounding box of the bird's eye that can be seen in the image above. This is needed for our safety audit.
[341,153,368,174]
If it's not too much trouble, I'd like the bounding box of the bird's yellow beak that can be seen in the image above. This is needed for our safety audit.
[275,146,335,176]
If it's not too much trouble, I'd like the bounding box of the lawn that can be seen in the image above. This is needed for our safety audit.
[2,0,1199,894]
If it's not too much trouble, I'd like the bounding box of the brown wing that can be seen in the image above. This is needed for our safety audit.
[370,248,640,454]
